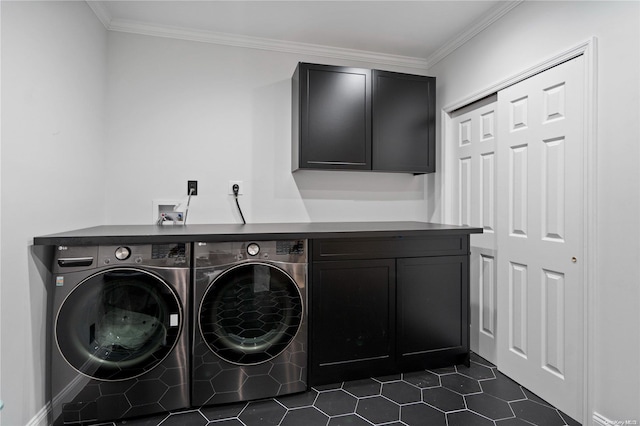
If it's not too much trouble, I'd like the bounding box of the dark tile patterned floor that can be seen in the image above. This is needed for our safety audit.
[104,354,580,426]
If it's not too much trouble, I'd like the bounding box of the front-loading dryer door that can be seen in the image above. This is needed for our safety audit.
[56,268,182,381]
[199,262,303,365]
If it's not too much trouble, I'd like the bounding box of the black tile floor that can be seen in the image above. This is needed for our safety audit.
[105,354,580,426]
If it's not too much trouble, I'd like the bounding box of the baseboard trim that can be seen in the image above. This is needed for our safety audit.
[593,412,610,425]
[26,403,50,426]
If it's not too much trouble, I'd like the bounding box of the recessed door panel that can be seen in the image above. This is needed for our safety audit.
[460,119,472,146]
[481,153,495,232]
[459,157,472,226]
[510,96,528,131]
[543,137,566,241]
[509,144,529,237]
[481,110,495,141]
[542,269,565,378]
[480,254,496,338]
[508,262,528,358]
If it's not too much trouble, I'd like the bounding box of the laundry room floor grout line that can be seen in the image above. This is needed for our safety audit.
[99,353,580,426]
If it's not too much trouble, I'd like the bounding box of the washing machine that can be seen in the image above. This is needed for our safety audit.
[192,240,307,406]
[50,243,190,425]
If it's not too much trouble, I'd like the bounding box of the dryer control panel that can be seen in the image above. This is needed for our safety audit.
[276,240,305,255]
[194,240,307,267]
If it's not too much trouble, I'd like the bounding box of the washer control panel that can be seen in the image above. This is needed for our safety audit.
[98,243,189,267]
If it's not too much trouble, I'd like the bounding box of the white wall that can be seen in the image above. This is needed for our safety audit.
[105,32,430,226]
[429,1,640,423]
[0,2,107,425]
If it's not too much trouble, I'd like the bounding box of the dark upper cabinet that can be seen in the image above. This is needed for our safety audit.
[292,62,435,174]
[372,70,435,174]
[292,63,372,171]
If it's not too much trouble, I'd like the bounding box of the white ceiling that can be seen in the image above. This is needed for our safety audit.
[90,1,520,68]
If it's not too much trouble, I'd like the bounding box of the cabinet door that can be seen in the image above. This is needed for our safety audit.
[372,71,435,174]
[397,256,469,370]
[294,63,371,170]
[310,259,395,385]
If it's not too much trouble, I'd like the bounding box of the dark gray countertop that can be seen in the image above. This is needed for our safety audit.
[33,221,483,246]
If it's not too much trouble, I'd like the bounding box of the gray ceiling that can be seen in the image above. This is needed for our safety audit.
[93,1,517,65]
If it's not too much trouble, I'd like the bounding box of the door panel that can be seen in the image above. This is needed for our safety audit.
[451,97,498,364]
[372,71,435,173]
[479,253,497,344]
[497,56,584,422]
[297,63,372,170]
[396,255,469,371]
[310,259,396,385]
[397,256,467,355]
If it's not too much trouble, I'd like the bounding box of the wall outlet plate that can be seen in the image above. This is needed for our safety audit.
[188,180,198,195]
[228,180,243,195]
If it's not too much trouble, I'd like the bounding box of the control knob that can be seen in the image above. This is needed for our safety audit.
[247,243,260,256]
[115,246,131,261]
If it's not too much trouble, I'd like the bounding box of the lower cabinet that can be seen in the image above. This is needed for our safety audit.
[309,237,470,386]
[397,256,469,371]
[310,259,396,384]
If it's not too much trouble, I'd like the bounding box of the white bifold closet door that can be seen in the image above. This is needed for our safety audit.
[496,56,584,422]
[452,55,584,422]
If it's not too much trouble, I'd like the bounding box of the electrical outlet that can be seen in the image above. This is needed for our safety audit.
[228,180,243,195]
[188,180,198,196]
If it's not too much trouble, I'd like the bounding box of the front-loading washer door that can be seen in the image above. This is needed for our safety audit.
[199,262,303,365]
[56,268,182,381]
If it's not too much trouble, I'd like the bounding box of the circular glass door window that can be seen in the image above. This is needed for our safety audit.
[56,268,182,381]
[199,262,303,365]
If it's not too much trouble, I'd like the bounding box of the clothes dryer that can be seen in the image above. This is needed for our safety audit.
[50,243,189,425]
[192,240,307,406]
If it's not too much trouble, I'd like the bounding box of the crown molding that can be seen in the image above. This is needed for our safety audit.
[86,1,111,29]
[107,18,430,70]
[86,0,520,71]
[425,0,523,68]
